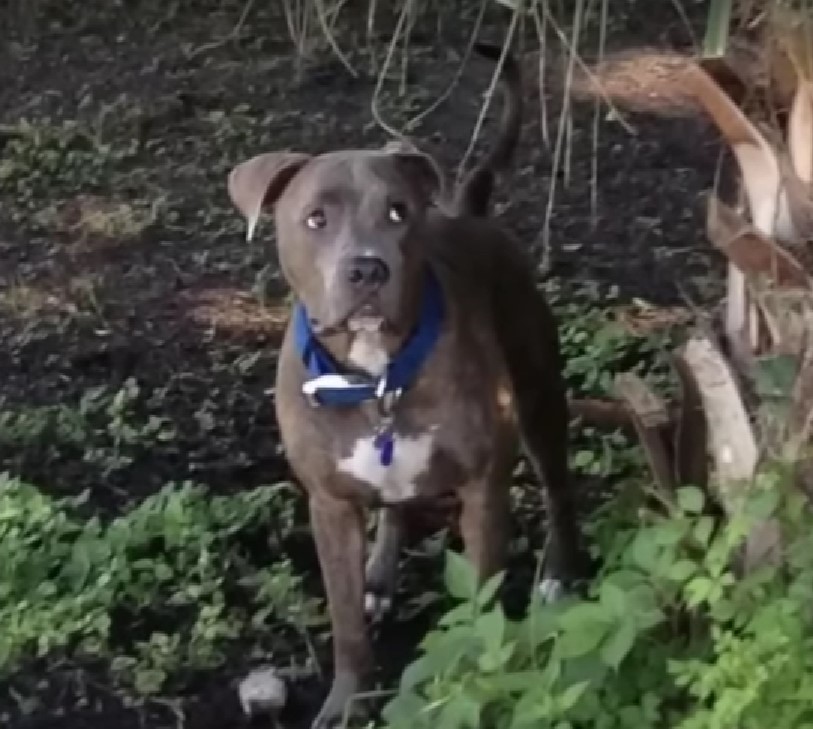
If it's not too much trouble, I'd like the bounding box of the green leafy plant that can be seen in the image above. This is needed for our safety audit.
[0,475,322,695]
[0,378,176,476]
[382,466,813,729]
[0,119,136,216]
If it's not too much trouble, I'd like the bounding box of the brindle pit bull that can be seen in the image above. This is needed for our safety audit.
[227,43,585,728]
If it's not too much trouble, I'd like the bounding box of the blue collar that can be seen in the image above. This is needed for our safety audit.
[293,270,445,409]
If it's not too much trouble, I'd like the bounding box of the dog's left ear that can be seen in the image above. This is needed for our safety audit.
[391,152,444,206]
[227,151,312,241]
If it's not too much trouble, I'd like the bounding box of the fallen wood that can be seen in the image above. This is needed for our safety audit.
[568,397,636,433]
[671,354,709,490]
[677,334,758,507]
[614,373,675,493]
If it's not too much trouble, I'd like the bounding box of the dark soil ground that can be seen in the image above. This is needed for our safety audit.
[0,0,728,726]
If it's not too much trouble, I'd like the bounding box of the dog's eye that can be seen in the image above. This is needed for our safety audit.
[305,209,327,230]
[388,202,408,224]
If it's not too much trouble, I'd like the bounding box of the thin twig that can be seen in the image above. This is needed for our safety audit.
[533,2,551,149]
[371,0,413,139]
[327,0,351,34]
[564,103,573,186]
[314,0,358,77]
[404,0,489,132]
[542,4,634,134]
[670,0,700,53]
[399,0,416,96]
[367,0,379,75]
[536,0,584,274]
[186,0,257,61]
[590,0,608,228]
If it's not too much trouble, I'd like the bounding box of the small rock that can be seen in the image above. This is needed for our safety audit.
[238,666,288,717]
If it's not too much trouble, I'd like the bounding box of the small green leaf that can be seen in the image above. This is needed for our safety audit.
[753,354,797,399]
[439,602,476,627]
[693,516,715,548]
[684,576,712,607]
[631,532,659,571]
[476,570,505,609]
[600,618,637,669]
[557,604,611,659]
[677,486,705,515]
[557,624,607,659]
[444,551,478,601]
[382,690,427,726]
[438,690,480,729]
[599,582,627,618]
[475,605,506,655]
[653,519,689,547]
[746,489,780,520]
[557,680,590,712]
[668,560,698,583]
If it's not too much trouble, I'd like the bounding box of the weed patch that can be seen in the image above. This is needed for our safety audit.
[383,467,813,729]
[0,119,137,221]
[0,475,322,698]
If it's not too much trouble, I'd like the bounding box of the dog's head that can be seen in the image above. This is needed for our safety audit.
[227,149,442,337]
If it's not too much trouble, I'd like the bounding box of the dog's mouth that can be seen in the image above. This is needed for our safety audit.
[347,315,385,333]
[310,298,389,337]
[347,302,385,333]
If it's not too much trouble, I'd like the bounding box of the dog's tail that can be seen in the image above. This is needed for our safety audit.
[453,42,523,218]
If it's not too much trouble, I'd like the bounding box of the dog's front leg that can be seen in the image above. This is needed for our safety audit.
[458,479,510,585]
[365,508,403,620]
[309,491,371,729]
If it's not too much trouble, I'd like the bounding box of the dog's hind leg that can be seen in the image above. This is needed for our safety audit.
[508,307,589,599]
[519,379,586,600]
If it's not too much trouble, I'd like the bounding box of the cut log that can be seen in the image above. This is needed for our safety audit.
[614,373,675,493]
[671,355,709,490]
[569,397,636,434]
[677,334,758,507]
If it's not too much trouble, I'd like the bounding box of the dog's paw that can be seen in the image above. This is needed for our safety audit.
[538,577,565,604]
[364,590,393,621]
[238,666,287,718]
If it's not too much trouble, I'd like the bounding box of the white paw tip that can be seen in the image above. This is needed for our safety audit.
[538,578,564,603]
[364,591,393,618]
[238,666,288,716]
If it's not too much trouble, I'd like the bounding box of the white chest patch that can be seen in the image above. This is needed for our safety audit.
[337,431,435,502]
[348,331,389,377]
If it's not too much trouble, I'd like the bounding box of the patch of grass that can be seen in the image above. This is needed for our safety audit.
[549,287,689,482]
[0,475,322,697]
[0,281,66,320]
[0,119,137,219]
[0,378,176,477]
[553,290,681,399]
[34,195,164,243]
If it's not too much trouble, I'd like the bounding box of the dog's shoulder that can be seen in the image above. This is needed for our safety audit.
[424,209,532,273]
[422,209,540,318]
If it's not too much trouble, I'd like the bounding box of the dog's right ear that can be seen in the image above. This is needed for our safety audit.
[227,152,312,241]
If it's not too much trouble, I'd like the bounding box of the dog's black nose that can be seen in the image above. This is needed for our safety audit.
[346,256,390,288]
